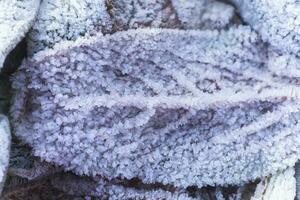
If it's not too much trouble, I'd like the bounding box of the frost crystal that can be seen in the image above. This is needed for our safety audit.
[11,27,300,188]
[231,0,300,55]
[27,0,112,55]
[251,167,296,200]
[28,0,237,56]
[0,115,11,193]
[0,0,40,68]
[171,0,235,29]
[106,0,181,30]
[107,0,235,31]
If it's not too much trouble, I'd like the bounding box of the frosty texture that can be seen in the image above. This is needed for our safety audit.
[0,115,11,193]
[171,0,234,29]
[231,0,300,55]
[0,0,40,68]
[28,0,236,55]
[106,0,181,30]
[51,174,197,200]
[231,0,300,83]
[11,27,300,189]
[27,0,112,55]
[51,173,259,200]
[107,0,235,31]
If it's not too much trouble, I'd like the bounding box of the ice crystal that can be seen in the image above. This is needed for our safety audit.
[231,0,300,55]
[11,27,300,188]
[106,0,181,30]
[0,0,40,68]
[231,0,300,83]
[27,0,112,55]
[28,0,237,56]
[107,0,235,31]
[171,0,234,29]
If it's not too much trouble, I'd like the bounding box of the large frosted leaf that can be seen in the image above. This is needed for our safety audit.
[0,115,11,193]
[11,27,300,188]
[0,0,40,68]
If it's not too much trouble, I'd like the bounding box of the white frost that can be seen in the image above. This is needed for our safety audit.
[231,0,300,55]
[27,0,112,55]
[11,27,300,188]
[0,0,40,68]
[172,0,234,29]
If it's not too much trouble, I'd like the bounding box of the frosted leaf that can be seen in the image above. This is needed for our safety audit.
[11,27,300,188]
[251,167,296,200]
[27,0,112,55]
[107,0,236,31]
[267,50,300,81]
[231,0,300,55]
[29,0,237,56]
[171,0,235,29]
[0,115,11,194]
[106,0,181,30]
[0,0,40,68]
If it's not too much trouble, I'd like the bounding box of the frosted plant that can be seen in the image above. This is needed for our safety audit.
[230,0,300,55]
[267,51,300,78]
[11,26,300,189]
[28,0,237,56]
[107,0,235,31]
[171,0,235,29]
[104,184,255,200]
[0,115,11,193]
[230,0,300,81]
[27,0,112,55]
[251,167,296,200]
[0,0,40,68]
[106,0,181,30]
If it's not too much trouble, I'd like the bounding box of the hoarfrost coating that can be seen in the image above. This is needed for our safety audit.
[27,0,112,55]
[27,0,236,55]
[0,0,40,68]
[231,0,300,55]
[231,0,300,80]
[11,27,300,188]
